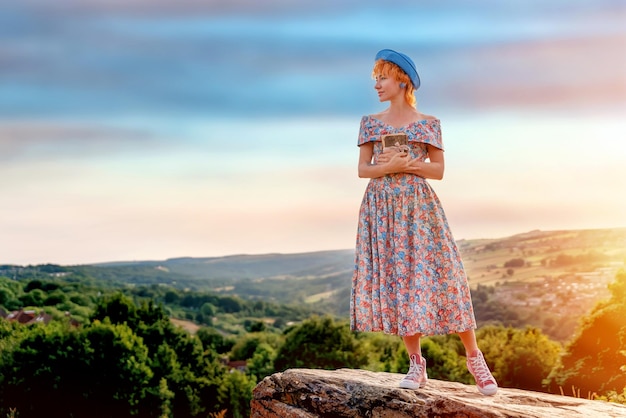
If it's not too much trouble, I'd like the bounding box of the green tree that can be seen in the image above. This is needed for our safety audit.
[0,320,25,361]
[0,286,15,307]
[157,377,175,418]
[81,321,154,411]
[23,279,43,292]
[504,258,525,268]
[548,270,626,397]
[229,332,281,361]
[244,319,267,333]
[218,370,256,418]
[273,316,367,371]
[197,326,234,354]
[219,296,244,313]
[164,290,180,304]
[420,336,470,383]
[357,332,404,372]
[248,342,276,380]
[128,300,224,417]
[90,292,138,327]
[19,288,45,306]
[44,289,68,306]
[0,321,153,417]
[69,292,92,306]
[200,302,216,317]
[273,317,287,329]
[477,325,561,392]
[88,292,228,417]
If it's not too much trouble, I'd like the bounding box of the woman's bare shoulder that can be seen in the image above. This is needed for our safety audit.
[368,111,387,119]
[417,113,438,121]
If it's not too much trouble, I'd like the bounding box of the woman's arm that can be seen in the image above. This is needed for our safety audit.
[406,145,445,180]
[357,143,412,178]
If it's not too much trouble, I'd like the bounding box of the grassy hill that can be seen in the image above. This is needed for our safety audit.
[84,249,354,299]
[460,228,625,285]
[76,227,625,341]
[83,227,625,296]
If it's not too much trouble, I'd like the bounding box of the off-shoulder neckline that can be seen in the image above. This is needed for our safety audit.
[365,115,439,130]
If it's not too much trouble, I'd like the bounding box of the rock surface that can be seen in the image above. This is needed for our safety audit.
[251,368,626,418]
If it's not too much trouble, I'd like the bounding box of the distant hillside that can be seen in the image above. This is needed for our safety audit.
[74,227,626,341]
[83,228,625,292]
[88,249,354,289]
[77,250,356,312]
[458,227,626,340]
[459,228,626,286]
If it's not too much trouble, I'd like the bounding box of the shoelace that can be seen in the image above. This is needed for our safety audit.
[469,356,493,384]
[406,358,425,381]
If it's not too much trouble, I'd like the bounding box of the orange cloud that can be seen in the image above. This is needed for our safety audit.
[439,33,626,109]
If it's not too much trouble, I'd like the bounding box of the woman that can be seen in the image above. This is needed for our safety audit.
[350,49,498,396]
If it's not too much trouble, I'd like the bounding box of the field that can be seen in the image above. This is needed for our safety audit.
[75,227,625,341]
[455,228,625,340]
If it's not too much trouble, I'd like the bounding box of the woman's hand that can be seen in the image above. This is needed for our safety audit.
[376,146,409,164]
[404,145,445,180]
[382,149,412,173]
[358,143,421,179]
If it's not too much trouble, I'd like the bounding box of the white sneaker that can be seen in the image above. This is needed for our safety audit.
[399,354,428,390]
[467,350,498,396]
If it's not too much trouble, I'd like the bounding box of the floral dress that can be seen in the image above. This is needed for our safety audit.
[350,115,476,336]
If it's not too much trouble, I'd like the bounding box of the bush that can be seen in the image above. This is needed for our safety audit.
[273,316,367,371]
[504,258,525,268]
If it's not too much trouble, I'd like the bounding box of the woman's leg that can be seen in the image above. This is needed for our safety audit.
[399,333,427,389]
[457,329,498,396]
[457,329,479,354]
[402,333,423,355]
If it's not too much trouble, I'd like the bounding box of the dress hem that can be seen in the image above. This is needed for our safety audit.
[350,325,477,337]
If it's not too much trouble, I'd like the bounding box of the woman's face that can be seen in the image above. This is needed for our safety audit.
[374,74,403,102]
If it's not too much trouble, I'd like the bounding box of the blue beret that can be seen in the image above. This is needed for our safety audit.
[375,49,420,90]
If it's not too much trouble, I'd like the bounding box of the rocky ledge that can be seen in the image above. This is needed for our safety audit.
[251,368,626,418]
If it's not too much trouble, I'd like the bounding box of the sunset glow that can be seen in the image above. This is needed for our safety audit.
[1,0,625,265]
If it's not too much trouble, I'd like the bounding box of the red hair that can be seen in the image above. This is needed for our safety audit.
[372,59,416,107]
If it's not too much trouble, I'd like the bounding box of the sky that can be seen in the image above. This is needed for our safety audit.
[1,0,625,265]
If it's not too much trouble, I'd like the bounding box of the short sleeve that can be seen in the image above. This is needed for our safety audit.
[357,116,376,146]
[424,119,443,151]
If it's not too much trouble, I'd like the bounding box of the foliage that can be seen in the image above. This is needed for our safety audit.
[196,326,235,354]
[1,240,624,415]
[229,332,281,362]
[595,385,626,405]
[0,321,152,417]
[217,371,256,418]
[0,294,248,418]
[247,342,277,380]
[548,251,609,267]
[273,316,367,371]
[547,270,626,398]
[0,267,316,342]
[92,294,227,417]
[471,285,521,327]
[420,336,470,383]
[477,325,561,391]
[504,258,525,268]
[357,332,405,372]
[4,228,624,342]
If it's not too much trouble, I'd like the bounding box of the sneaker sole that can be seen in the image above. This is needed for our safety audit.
[399,378,427,390]
[399,381,421,390]
[478,385,498,396]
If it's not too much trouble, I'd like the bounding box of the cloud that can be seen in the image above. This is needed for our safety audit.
[431,33,626,111]
[2,1,624,119]
[0,120,161,162]
[1,1,625,265]
[6,0,355,17]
